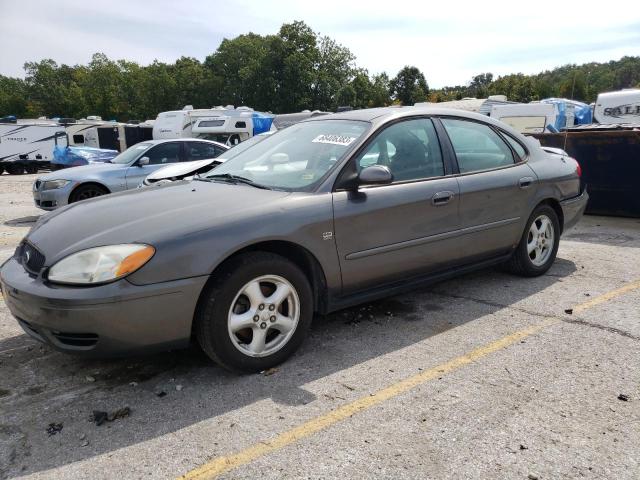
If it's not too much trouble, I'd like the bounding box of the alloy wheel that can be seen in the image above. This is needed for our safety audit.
[227,275,300,358]
[527,214,555,266]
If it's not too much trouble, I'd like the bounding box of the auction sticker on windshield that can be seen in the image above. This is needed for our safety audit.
[312,134,357,146]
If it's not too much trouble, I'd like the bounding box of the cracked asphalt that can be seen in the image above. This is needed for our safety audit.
[0,173,639,479]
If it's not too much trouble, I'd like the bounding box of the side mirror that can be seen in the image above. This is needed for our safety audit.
[137,156,150,167]
[358,165,393,186]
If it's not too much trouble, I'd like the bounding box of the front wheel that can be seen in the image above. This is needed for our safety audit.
[505,204,560,277]
[69,184,108,203]
[195,252,313,372]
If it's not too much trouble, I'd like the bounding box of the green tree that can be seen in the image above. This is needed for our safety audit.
[369,73,391,107]
[389,66,429,105]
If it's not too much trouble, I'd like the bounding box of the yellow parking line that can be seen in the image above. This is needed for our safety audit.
[572,279,640,314]
[179,318,556,480]
[180,278,640,480]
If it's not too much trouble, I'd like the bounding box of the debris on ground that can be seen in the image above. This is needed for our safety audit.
[129,382,138,387]
[564,308,573,314]
[176,384,183,391]
[262,368,278,376]
[156,391,167,398]
[46,423,63,436]
[520,443,528,450]
[91,407,131,426]
[617,394,630,401]
[85,375,96,382]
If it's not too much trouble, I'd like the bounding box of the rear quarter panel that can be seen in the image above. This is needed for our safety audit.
[526,150,580,209]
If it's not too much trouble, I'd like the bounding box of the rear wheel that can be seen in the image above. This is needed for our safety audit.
[69,184,108,203]
[505,204,560,277]
[5,163,24,175]
[25,164,38,174]
[195,252,313,372]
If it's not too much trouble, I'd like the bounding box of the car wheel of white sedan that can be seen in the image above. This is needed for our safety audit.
[506,204,560,277]
[195,252,313,372]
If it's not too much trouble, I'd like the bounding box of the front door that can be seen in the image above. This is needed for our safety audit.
[125,142,183,188]
[332,118,460,295]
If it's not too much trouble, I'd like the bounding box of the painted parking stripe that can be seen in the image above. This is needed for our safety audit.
[179,279,640,479]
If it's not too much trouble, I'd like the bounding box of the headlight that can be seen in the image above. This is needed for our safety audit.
[48,244,155,285]
[42,179,71,190]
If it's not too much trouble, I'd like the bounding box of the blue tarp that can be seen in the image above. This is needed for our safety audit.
[541,98,593,128]
[52,145,118,167]
[252,112,274,135]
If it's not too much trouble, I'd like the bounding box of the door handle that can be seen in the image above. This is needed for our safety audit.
[518,177,534,188]
[432,191,454,206]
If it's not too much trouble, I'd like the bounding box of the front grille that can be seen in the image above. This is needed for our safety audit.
[17,242,46,274]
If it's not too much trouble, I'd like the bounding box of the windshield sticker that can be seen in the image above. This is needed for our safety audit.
[312,134,356,146]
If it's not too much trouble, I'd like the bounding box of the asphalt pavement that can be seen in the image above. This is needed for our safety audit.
[0,173,638,480]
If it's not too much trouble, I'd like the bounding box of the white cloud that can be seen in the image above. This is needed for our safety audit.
[1,0,639,87]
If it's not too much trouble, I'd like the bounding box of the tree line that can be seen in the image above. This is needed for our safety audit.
[1,20,639,122]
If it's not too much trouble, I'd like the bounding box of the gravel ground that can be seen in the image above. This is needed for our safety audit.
[0,173,639,480]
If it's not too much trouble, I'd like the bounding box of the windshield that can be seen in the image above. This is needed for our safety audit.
[204,120,368,191]
[216,134,270,161]
[110,142,152,164]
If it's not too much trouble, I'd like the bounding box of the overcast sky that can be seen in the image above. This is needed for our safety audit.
[2,0,639,88]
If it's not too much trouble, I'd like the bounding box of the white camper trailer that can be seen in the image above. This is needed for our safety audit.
[490,103,559,134]
[64,118,105,147]
[593,89,640,124]
[82,121,154,151]
[153,106,274,146]
[0,122,67,174]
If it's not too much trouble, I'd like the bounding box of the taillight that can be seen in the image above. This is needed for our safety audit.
[575,160,582,178]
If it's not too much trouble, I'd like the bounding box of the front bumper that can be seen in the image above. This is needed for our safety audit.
[32,182,75,211]
[560,188,589,232]
[0,257,209,356]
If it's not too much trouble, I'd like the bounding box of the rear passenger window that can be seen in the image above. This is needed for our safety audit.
[501,134,527,160]
[356,118,444,182]
[441,119,514,173]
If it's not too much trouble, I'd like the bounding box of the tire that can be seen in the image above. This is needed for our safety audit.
[505,204,560,277]
[25,164,38,174]
[69,183,108,203]
[5,163,24,175]
[0,166,4,175]
[195,252,313,373]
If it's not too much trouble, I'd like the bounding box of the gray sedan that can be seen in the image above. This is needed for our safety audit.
[1,107,587,372]
[32,139,228,210]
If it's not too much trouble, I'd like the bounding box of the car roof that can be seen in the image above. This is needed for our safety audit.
[307,106,525,138]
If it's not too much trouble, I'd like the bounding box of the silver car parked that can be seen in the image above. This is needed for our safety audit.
[32,139,228,210]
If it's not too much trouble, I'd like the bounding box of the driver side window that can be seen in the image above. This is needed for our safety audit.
[356,118,444,182]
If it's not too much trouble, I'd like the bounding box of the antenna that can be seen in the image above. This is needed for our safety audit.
[562,72,577,153]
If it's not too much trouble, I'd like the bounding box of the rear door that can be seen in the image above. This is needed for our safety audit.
[332,117,460,295]
[438,117,537,260]
[125,142,183,188]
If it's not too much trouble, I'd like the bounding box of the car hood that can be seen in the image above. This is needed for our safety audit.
[37,163,124,181]
[145,158,223,181]
[27,181,290,264]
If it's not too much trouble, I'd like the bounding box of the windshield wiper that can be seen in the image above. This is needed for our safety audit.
[197,173,271,190]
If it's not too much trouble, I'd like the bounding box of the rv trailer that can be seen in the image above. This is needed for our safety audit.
[0,121,67,174]
[593,89,640,124]
[153,105,274,146]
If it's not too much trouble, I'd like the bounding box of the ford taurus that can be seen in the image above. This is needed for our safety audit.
[1,107,588,372]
